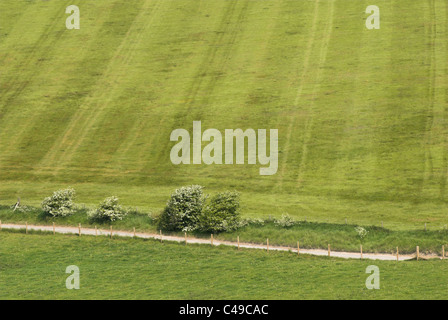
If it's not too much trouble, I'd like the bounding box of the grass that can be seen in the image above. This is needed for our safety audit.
[1,0,448,229]
[1,230,448,299]
[2,205,448,255]
[217,222,448,255]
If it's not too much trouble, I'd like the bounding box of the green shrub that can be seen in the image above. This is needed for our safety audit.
[158,185,206,232]
[88,196,126,222]
[41,188,76,217]
[200,191,241,233]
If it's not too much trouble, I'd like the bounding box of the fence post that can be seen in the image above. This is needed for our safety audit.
[95,226,97,236]
[0,220,2,231]
[53,222,55,235]
[424,223,427,232]
[185,232,187,245]
[267,238,269,252]
[160,230,163,243]
[360,245,363,260]
[78,223,81,237]
[133,227,136,238]
[237,236,240,250]
[110,226,113,239]
[297,241,300,256]
[328,244,330,257]
[416,246,419,260]
[443,245,445,260]
[26,222,28,234]
[211,234,213,246]
[396,247,399,261]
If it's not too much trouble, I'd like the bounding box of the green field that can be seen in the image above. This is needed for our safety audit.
[1,230,448,299]
[1,0,448,229]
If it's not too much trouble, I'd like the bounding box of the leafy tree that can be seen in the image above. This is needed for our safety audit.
[200,191,241,233]
[158,185,206,232]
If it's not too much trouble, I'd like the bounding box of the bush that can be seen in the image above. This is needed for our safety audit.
[355,226,368,241]
[200,191,241,233]
[12,205,32,213]
[244,218,265,227]
[158,185,206,232]
[274,214,295,228]
[88,196,126,222]
[9,200,32,213]
[42,188,76,217]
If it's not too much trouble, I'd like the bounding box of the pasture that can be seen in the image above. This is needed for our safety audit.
[0,0,447,229]
[1,231,448,299]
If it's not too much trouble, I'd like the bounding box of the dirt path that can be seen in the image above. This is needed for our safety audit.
[0,223,424,261]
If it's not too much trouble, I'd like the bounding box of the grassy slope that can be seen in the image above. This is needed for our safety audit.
[1,231,448,299]
[0,0,448,229]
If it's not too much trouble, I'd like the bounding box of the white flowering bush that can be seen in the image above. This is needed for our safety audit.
[41,188,76,217]
[158,185,206,232]
[88,196,126,222]
[355,226,368,241]
[199,191,241,233]
[274,214,295,228]
[9,200,32,213]
[246,218,265,226]
[12,205,32,213]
